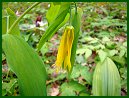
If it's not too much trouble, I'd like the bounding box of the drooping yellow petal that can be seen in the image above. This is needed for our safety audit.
[66,27,74,72]
[55,28,67,72]
[54,26,74,73]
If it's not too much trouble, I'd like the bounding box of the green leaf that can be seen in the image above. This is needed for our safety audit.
[85,49,92,59]
[61,81,85,96]
[37,3,70,51]
[2,89,7,96]
[83,36,94,42]
[71,64,92,84]
[92,57,121,96]
[2,53,6,61]
[94,44,105,50]
[79,90,90,96]
[89,38,99,44]
[50,74,66,83]
[76,48,86,54]
[46,3,61,25]
[97,50,107,62]
[2,17,7,34]
[96,31,110,38]
[53,2,61,5]
[40,43,49,56]
[2,79,17,95]
[123,41,127,47]
[102,37,110,43]
[120,67,127,89]
[70,8,83,75]
[58,2,70,15]
[2,34,47,96]
[79,92,90,96]
[111,56,126,65]
[2,8,20,35]
[76,55,85,64]
[106,41,116,49]
[107,49,118,57]
[119,49,126,58]
[76,48,92,59]
[100,7,108,16]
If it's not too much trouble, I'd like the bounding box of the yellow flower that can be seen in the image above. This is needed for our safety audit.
[54,26,74,73]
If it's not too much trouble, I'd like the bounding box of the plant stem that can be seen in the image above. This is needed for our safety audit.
[69,4,72,25]
[7,2,41,34]
[74,2,77,13]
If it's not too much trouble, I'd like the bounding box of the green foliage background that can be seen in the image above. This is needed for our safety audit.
[2,2,127,96]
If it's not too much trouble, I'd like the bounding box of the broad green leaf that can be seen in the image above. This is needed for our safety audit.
[111,56,126,65]
[98,50,107,62]
[71,64,92,84]
[76,48,92,59]
[79,90,90,96]
[46,3,61,25]
[6,8,16,16]
[2,8,20,35]
[89,38,99,44]
[84,36,94,42]
[40,43,49,56]
[71,7,83,33]
[123,41,127,47]
[70,8,83,75]
[119,49,126,58]
[84,49,92,59]
[70,65,81,78]
[47,2,69,20]
[94,44,105,50]
[102,36,110,43]
[92,62,102,96]
[61,81,85,96]
[2,34,47,96]
[37,4,70,51]
[76,48,86,54]
[76,47,92,61]
[119,45,126,58]
[106,41,116,49]
[81,68,93,85]
[23,33,31,42]
[49,12,70,39]
[96,31,110,38]
[107,58,121,96]
[107,49,118,57]
[76,55,85,64]
[84,45,94,50]
[92,57,121,96]
[49,74,66,83]
[57,2,70,15]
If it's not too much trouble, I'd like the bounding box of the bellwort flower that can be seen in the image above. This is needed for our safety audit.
[53,26,74,73]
